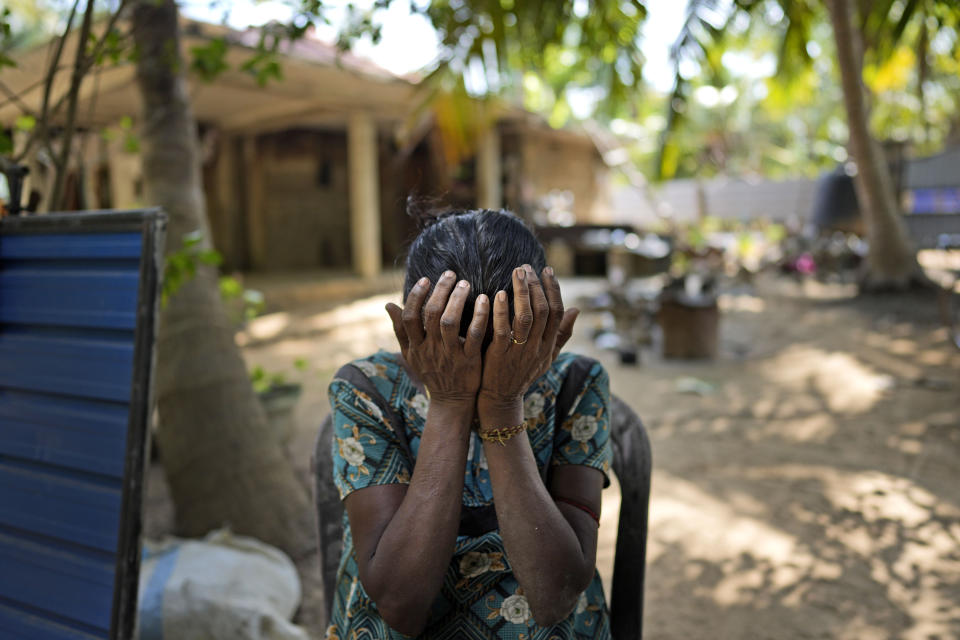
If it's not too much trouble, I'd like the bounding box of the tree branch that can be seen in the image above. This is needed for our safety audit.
[0,69,70,111]
[83,0,131,72]
[36,0,79,147]
[0,78,38,117]
[49,0,96,211]
[12,1,79,171]
[11,2,131,173]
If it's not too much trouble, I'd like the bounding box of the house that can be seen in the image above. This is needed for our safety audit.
[0,19,613,277]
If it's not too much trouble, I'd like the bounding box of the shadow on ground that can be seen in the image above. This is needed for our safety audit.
[627,278,960,640]
[145,274,959,639]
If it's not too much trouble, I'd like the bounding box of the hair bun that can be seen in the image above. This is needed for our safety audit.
[406,195,463,230]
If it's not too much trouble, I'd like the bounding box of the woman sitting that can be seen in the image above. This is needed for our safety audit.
[326,209,612,639]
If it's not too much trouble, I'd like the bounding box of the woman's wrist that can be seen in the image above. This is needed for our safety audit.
[427,392,477,410]
[427,394,477,422]
[477,391,523,429]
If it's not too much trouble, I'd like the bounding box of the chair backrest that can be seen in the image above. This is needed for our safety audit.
[313,393,651,638]
[0,210,165,640]
[313,413,343,617]
[608,395,652,640]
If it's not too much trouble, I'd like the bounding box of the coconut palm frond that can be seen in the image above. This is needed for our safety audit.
[655,0,733,180]
[408,0,647,158]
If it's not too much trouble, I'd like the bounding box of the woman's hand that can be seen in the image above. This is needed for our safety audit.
[477,265,579,419]
[385,270,490,407]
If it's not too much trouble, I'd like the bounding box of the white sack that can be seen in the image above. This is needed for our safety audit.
[137,528,309,640]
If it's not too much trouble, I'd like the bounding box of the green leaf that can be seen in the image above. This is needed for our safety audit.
[190,37,230,83]
[219,275,243,299]
[249,365,287,393]
[0,131,13,155]
[198,249,223,266]
[891,0,921,45]
[243,289,265,320]
[183,230,204,248]
[241,51,284,87]
[123,134,140,154]
[14,115,36,132]
[95,27,126,65]
[162,231,223,306]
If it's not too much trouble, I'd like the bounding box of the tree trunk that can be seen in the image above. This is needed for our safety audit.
[826,0,923,290]
[131,0,314,556]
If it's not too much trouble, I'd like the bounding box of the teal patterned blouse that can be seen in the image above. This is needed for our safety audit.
[326,350,612,640]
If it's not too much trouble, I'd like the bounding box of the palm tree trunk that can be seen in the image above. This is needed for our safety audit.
[131,0,314,556]
[826,0,923,290]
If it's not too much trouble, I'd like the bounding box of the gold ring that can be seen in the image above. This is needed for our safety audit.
[510,331,528,345]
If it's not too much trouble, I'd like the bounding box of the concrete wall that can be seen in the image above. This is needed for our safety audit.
[613,176,819,229]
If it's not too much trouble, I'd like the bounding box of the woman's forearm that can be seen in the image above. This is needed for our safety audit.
[479,401,595,625]
[360,399,472,634]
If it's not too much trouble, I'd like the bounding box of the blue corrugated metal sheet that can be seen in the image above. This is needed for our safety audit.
[0,214,161,640]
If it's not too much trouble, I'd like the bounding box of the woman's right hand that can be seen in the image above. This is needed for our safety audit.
[477,265,578,421]
[385,270,490,407]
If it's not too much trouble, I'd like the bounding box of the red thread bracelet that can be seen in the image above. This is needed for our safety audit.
[554,496,600,525]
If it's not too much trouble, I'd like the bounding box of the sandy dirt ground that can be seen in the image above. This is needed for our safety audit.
[146,273,960,639]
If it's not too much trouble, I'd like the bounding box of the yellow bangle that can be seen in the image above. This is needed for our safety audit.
[478,422,528,446]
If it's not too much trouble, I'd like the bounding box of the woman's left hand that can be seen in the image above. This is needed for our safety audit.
[477,265,578,416]
[385,271,490,407]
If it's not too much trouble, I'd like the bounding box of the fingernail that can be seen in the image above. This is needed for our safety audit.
[417,277,429,288]
[516,268,525,281]
[477,294,488,305]
[544,266,554,277]
[497,291,507,302]
[443,270,455,280]
[458,280,469,289]
[525,264,536,278]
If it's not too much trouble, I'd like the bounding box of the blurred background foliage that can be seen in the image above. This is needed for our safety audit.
[651,0,959,180]
[3,1,957,186]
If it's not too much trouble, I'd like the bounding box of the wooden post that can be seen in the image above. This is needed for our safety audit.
[213,132,239,268]
[79,132,101,209]
[476,125,502,210]
[348,112,381,279]
[108,138,142,209]
[242,134,266,269]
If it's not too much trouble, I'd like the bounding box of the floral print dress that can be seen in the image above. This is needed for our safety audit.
[326,350,612,640]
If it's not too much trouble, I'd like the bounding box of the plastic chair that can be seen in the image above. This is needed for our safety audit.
[312,393,652,639]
